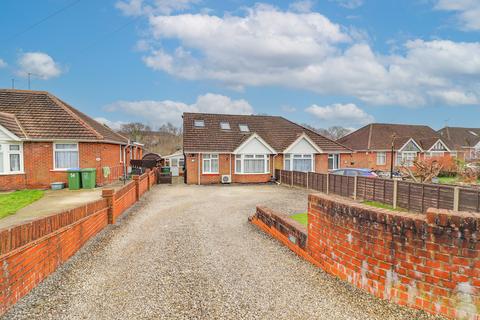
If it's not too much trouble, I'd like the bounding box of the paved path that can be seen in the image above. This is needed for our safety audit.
[3,184,442,320]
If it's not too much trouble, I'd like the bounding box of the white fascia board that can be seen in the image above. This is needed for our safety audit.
[283,133,322,154]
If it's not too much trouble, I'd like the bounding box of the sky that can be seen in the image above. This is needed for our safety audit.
[0,0,479,131]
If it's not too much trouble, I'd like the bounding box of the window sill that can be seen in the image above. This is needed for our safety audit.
[50,169,70,172]
[202,173,220,175]
[234,172,270,175]
[0,172,25,176]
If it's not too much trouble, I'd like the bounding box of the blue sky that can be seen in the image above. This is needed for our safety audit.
[0,0,479,131]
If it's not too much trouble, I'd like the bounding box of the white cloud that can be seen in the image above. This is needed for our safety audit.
[435,0,480,31]
[94,117,126,130]
[17,52,62,80]
[135,4,480,107]
[116,0,199,16]
[330,0,363,9]
[0,59,6,68]
[104,93,253,126]
[305,103,374,126]
[289,0,315,13]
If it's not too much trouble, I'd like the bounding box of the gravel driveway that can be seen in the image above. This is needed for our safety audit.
[3,184,442,320]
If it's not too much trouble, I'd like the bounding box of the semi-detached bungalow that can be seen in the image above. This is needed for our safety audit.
[182,112,351,185]
[438,127,480,161]
[0,89,143,191]
[337,123,457,171]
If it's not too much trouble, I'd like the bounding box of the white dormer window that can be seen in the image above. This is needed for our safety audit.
[194,120,205,127]
[239,124,249,132]
[220,122,231,130]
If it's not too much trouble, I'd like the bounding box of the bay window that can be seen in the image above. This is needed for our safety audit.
[0,143,23,174]
[202,154,219,173]
[235,154,270,174]
[54,143,79,170]
[284,154,314,172]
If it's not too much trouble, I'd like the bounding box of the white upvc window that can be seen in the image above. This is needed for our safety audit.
[397,151,417,166]
[328,154,340,170]
[54,142,79,170]
[377,152,386,165]
[426,151,445,158]
[235,154,269,174]
[284,154,313,172]
[202,154,219,174]
[0,142,23,175]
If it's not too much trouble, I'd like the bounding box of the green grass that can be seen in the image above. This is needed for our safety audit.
[362,201,407,212]
[0,190,45,219]
[437,176,480,185]
[290,212,308,226]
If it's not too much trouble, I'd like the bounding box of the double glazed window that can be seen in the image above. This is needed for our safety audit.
[54,143,79,170]
[235,154,269,174]
[328,154,339,170]
[397,151,417,166]
[0,143,23,174]
[284,154,313,172]
[202,154,219,173]
[376,152,386,165]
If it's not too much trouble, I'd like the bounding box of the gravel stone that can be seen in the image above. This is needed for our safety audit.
[2,184,445,320]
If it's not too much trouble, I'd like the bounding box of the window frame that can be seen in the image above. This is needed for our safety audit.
[220,122,231,130]
[202,153,219,174]
[235,154,270,174]
[53,142,79,171]
[328,154,340,170]
[0,142,24,175]
[396,151,417,166]
[194,120,205,127]
[376,151,387,165]
[284,153,314,172]
[239,124,249,132]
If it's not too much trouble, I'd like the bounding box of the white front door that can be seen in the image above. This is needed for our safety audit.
[171,166,179,176]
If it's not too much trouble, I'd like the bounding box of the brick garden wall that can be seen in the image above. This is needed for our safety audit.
[0,170,157,315]
[251,193,480,319]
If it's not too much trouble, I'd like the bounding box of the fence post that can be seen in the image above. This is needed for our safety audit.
[291,170,294,187]
[306,171,309,189]
[326,173,330,195]
[102,188,115,224]
[133,175,140,201]
[393,180,398,209]
[353,175,357,200]
[454,186,460,211]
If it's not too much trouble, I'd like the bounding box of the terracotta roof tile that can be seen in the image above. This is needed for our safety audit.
[183,112,350,153]
[0,89,127,144]
[338,123,455,151]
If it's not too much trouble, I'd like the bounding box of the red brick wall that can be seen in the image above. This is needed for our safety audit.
[0,171,155,315]
[343,151,394,170]
[308,193,480,319]
[0,141,126,191]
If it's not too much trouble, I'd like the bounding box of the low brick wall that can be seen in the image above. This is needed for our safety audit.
[308,194,480,319]
[251,193,480,319]
[0,171,157,315]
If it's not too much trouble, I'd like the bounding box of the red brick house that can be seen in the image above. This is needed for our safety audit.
[0,89,143,191]
[183,112,351,185]
[337,123,456,170]
[438,127,480,161]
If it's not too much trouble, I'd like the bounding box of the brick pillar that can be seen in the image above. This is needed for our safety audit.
[146,169,151,191]
[102,188,115,224]
[133,175,140,201]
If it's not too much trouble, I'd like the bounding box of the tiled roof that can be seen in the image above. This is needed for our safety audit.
[0,89,128,144]
[338,123,455,151]
[0,111,26,138]
[183,112,350,153]
[438,127,480,149]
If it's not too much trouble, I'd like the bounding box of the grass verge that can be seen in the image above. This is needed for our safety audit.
[290,212,308,226]
[363,200,406,212]
[0,190,45,219]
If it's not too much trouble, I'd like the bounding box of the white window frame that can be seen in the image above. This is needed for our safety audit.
[0,142,24,175]
[376,152,387,165]
[235,154,270,174]
[202,153,219,174]
[53,142,79,171]
[284,154,314,172]
[220,122,231,130]
[239,124,249,132]
[425,151,445,158]
[194,120,205,127]
[396,151,417,166]
[328,154,340,170]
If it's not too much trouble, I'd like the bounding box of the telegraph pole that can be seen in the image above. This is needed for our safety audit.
[390,134,396,179]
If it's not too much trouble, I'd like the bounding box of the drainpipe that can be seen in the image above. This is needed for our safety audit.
[272,154,278,182]
[197,153,201,185]
[229,154,232,178]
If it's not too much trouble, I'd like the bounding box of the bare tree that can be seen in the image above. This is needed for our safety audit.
[119,122,152,142]
[303,124,352,140]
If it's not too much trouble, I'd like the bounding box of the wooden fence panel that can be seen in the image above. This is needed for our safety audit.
[293,171,307,188]
[459,188,480,212]
[309,172,326,192]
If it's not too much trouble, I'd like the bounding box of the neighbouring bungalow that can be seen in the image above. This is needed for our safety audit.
[438,127,480,161]
[0,89,143,191]
[182,112,351,185]
[337,123,456,171]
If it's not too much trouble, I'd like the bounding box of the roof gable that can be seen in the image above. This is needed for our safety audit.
[234,133,276,154]
[284,134,322,154]
[0,124,20,141]
[399,138,422,152]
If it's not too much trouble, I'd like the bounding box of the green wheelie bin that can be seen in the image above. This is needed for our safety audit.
[67,169,82,190]
[81,168,97,189]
